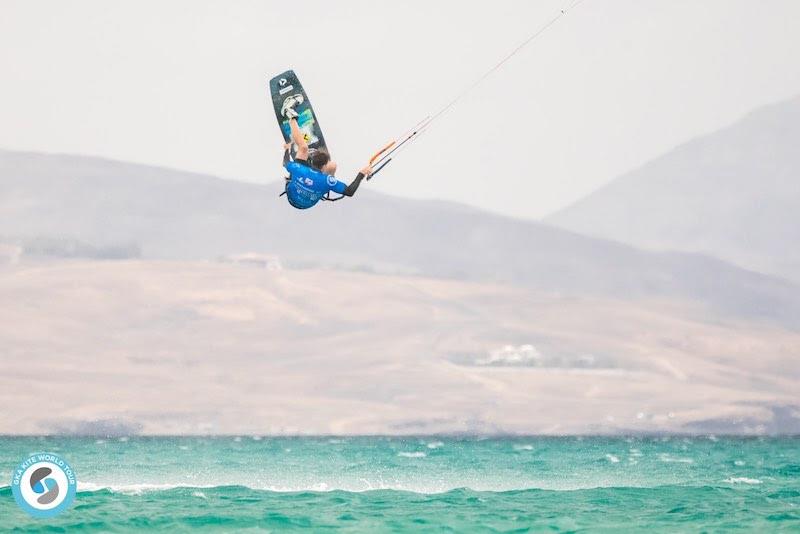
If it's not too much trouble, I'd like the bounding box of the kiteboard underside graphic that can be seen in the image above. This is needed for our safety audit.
[269,70,328,159]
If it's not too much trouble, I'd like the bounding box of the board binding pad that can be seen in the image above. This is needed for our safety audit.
[269,70,328,161]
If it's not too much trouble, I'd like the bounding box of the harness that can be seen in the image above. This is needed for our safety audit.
[279,176,345,204]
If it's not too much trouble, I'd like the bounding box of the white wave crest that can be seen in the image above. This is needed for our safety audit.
[72,476,687,495]
[78,482,217,495]
[723,477,762,485]
[658,454,694,464]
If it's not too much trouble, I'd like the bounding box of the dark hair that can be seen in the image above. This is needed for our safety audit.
[310,150,330,170]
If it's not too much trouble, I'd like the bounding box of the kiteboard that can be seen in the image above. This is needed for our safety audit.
[269,70,328,159]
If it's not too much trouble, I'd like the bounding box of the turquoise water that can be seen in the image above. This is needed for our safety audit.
[1,436,798,532]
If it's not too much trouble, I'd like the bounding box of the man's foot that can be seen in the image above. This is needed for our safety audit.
[281,94,304,119]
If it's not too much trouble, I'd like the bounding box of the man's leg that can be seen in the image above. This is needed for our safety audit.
[287,117,306,149]
[282,95,309,158]
[287,118,309,160]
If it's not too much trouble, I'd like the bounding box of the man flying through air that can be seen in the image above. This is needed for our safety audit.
[280,94,372,209]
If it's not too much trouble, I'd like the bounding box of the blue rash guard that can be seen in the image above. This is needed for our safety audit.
[284,159,348,209]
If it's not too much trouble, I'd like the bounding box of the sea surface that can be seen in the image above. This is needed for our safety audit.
[1,436,798,532]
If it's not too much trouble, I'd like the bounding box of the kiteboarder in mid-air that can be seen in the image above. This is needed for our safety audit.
[271,2,585,210]
[280,95,372,209]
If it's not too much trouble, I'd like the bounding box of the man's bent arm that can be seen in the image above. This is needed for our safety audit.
[342,165,373,197]
[343,172,365,196]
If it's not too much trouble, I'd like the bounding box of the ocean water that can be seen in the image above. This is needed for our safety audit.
[1,436,798,532]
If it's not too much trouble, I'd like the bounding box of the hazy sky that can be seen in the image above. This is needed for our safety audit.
[1,0,799,219]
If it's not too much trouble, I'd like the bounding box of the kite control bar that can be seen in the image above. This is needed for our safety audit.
[370,140,396,165]
[367,157,392,180]
[365,140,396,181]
[365,116,432,180]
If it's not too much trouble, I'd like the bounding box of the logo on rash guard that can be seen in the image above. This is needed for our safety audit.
[326,176,337,187]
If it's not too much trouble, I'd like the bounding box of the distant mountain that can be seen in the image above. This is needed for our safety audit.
[2,148,800,327]
[548,96,800,283]
[2,260,797,435]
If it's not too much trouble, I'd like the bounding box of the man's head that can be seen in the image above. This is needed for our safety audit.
[311,150,337,175]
